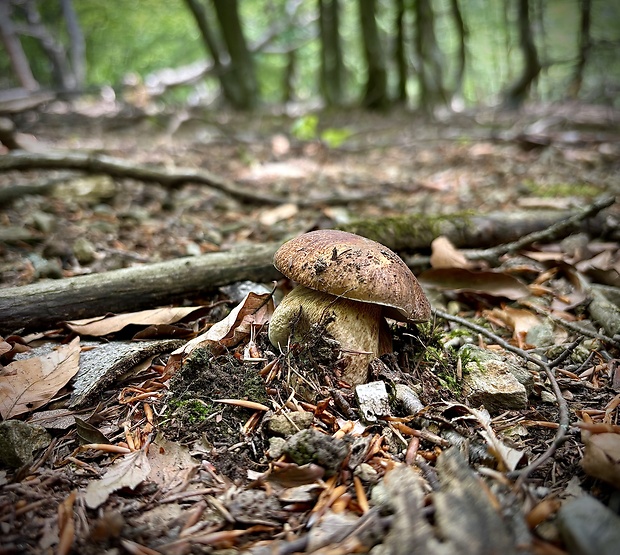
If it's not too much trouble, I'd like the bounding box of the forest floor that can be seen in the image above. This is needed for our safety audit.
[0,98,620,555]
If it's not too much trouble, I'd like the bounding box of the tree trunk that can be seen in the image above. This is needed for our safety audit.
[0,243,282,335]
[394,0,408,103]
[21,0,76,90]
[448,0,467,107]
[0,1,39,90]
[413,0,447,113]
[319,0,344,106]
[212,0,258,110]
[183,0,239,106]
[358,0,388,109]
[568,0,591,98]
[60,0,86,89]
[502,0,541,109]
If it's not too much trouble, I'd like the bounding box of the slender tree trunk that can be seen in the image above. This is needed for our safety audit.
[60,0,86,89]
[212,0,258,110]
[21,0,75,90]
[318,0,344,106]
[569,0,591,98]
[358,0,388,109]
[0,1,39,90]
[394,0,408,103]
[501,0,541,109]
[413,0,447,113]
[183,0,239,106]
[282,49,296,103]
[449,0,468,107]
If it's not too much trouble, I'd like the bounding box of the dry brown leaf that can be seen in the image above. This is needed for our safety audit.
[259,203,298,226]
[84,448,151,509]
[147,435,199,489]
[430,236,471,269]
[485,306,541,340]
[65,306,205,336]
[581,431,620,489]
[419,268,530,300]
[0,337,81,419]
[174,292,274,357]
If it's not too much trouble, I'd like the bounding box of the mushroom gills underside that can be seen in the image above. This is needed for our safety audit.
[268,285,388,385]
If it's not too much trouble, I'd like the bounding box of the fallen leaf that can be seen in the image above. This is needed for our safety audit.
[485,306,541,341]
[430,236,471,269]
[148,434,199,489]
[0,337,81,419]
[84,448,151,509]
[174,292,274,357]
[259,203,299,226]
[581,431,620,489]
[65,306,206,336]
[419,268,530,300]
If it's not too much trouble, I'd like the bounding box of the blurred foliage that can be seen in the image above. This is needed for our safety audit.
[0,0,619,107]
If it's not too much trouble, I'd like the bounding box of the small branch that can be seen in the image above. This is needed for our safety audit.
[0,150,370,207]
[469,195,616,264]
[432,307,570,484]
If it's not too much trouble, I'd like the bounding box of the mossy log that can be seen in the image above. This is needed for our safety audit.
[338,209,609,253]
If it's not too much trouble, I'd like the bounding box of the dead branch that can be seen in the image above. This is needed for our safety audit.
[0,150,372,207]
[0,242,281,335]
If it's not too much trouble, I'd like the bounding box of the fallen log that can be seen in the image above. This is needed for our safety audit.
[0,202,614,334]
[0,243,281,335]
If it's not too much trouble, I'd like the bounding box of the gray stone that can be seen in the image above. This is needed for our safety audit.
[266,411,314,438]
[557,495,620,555]
[73,236,97,264]
[284,428,348,476]
[526,322,555,347]
[0,420,51,468]
[459,345,528,413]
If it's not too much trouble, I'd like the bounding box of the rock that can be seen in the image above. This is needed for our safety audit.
[268,437,286,459]
[0,420,51,468]
[526,322,555,347]
[266,411,314,438]
[284,428,349,476]
[459,345,528,413]
[356,381,390,422]
[73,236,97,264]
[557,495,620,555]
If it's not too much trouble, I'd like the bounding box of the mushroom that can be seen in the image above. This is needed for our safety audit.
[268,230,430,385]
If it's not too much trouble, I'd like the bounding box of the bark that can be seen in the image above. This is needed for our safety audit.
[568,0,591,98]
[0,1,39,90]
[20,0,76,90]
[413,0,447,113]
[319,0,344,106]
[1,206,611,335]
[502,0,541,109]
[449,0,467,104]
[358,0,388,109]
[184,0,236,103]
[212,0,259,110]
[394,0,408,103]
[0,243,282,335]
[60,0,86,89]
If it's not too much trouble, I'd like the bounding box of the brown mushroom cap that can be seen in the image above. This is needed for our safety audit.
[273,230,430,322]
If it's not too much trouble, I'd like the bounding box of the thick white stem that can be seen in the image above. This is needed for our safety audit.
[268,286,384,385]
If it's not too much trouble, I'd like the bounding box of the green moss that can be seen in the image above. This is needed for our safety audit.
[522,180,603,198]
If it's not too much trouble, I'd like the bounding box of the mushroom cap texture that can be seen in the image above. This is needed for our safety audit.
[274,229,431,322]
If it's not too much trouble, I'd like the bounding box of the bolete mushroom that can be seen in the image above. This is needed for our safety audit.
[268,230,431,385]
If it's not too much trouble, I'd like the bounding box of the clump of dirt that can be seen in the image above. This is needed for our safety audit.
[164,346,269,480]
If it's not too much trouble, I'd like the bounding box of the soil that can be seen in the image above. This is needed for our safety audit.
[0,98,619,554]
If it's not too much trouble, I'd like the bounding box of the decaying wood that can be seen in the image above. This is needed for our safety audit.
[0,242,281,335]
[340,204,613,252]
[70,339,185,408]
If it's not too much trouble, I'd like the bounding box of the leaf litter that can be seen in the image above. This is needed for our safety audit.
[0,108,619,554]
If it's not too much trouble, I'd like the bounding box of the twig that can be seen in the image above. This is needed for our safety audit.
[0,150,377,207]
[432,307,570,484]
[469,195,616,264]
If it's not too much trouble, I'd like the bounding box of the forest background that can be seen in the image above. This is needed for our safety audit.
[1,0,619,115]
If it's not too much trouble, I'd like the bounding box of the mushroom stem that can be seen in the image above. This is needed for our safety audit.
[268,286,385,385]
